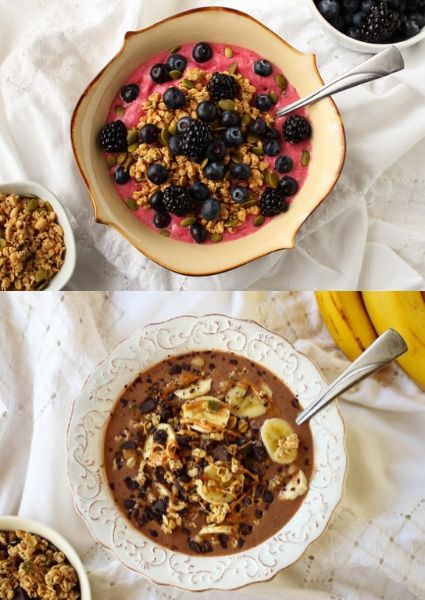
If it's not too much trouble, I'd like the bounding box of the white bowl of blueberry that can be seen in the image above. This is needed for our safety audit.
[308,0,425,51]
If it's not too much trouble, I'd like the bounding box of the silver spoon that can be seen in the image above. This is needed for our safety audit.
[276,46,404,118]
[296,328,408,425]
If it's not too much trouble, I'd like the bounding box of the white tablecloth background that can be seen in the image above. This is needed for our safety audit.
[1,0,425,290]
[0,291,424,599]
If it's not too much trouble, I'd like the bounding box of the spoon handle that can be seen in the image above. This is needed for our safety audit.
[275,46,404,118]
[295,328,408,426]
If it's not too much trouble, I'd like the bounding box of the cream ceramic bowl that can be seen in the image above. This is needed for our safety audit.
[67,314,347,591]
[0,515,91,599]
[71,7,346,276]
[0,181,76,290]
[307,0,425,53]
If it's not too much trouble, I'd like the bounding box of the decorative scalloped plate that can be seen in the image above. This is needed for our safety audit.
[71,7,346,276]
[67,315,347,591]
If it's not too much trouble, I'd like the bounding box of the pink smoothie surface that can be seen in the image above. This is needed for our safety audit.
[105,42,311,244]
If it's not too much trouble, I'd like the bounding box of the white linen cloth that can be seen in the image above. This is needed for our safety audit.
[1,0,425,290]
[0,291,424,600]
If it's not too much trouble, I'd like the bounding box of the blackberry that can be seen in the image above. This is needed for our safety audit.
[162,186,194,216]
[283,115,312,143]
[259,188,287,216]
[98,120,127,153]
[181,120,212,157]
[361,1,401,42]
[207,72,239,101]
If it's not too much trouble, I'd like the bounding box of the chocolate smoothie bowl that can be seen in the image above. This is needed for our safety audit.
[71,7,345,276]
[67,315,346,590]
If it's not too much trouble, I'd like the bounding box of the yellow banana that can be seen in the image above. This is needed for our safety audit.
[362,291,425,389]
[315,291,377,361]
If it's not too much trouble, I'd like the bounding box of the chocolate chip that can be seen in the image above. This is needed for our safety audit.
[255,509,263,519]
[230,358,238,365]
[236,436,247,446]
[237,538,245,548]
[263,490,273,504]
[208,363,216,370]
[152,498,168,517]
[181,527,191,536]
[153,428,168,445]
[139,397,156,413]
[188,539,202,553]
[160,405,174,422]
[131,508,140,519]
[176,434,192,447]
[120,398,128,407]
[255,484,265,498]
[180,363,191,371]
[241,496,251,507]
[218,534,228,549]
[252,441,267,462]
[169,364,182,374]
[120,440,136,449]
[149,529,159,538]
[124,477,139,490]
[154,467,167,485]
[124,498,136,510]
[291,398,300,409]
[212,444,228,462]
[201,540,213,553]
[109,482,115,490]
[239,523,252,536]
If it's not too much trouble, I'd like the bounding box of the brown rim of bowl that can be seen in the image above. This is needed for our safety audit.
[70,6,346,277]
[66,312,348,592]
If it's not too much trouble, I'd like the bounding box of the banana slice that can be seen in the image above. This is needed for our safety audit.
[143,423,175,460]
[280,470,308,500]
[196,463,244,504]
[181,396,230,433]
[174,377,212,400]
[260,418,299,464]
[226,384,266,418]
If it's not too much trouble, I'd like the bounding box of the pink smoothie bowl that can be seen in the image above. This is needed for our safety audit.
[71,7,346,277]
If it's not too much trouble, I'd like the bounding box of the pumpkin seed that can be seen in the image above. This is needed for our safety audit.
[252,147,264,156]
[117,152,127,165]
[168,121,177,136]
[209,233,223,242]
[160,128,169,146]
[127,143,138,153]
[247,133,259,144]
[124,156,133,171]
[127,129,139,145]
[230,152,240,163]
[224,46,234,58]
[180,216,196,227]
[228,61,238,75]
[26,198,39,211]
[106,155,117,168]
[44,202,53,212]
[0,238,6,248]
[224,169,232,181]
[243,199,258,208]
[241,113,251,126]
[22,193,38,199]
[169,69,183,80]
[34,269,47,283]
[253,215,265,227]
[225,217,238,227]
[36,282,48,291]
[200,157,209,170]
[275,73,287,91]
[219,99,235,111]
[181,79,195,89]
[169,45,181,54]
[265,170,279,188]
[115,105,125,117]
[301,150,310,167]
[160,229,170,237]
[125,197,138,210]
[270,90,278,104]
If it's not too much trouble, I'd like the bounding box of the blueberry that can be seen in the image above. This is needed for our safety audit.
[361,0,373,11]
[331,14,345,29]
[264,139,280,157]
[153,212,171,228]
[149,191,165,212]
[264,127,280,140]
[190,182,209,202]
[120,83,139,103]
[278,175,298,196]
[190,222,208,243]
[150,63,170,83]
[166,53,187,72]
[168,134,183,155]
[206,140,226,161]
[317,0,341,19]
[411,12,425,29]
[139,123,159,144]
[275,155,293,173]
[199,198,221,220]
[254,59,273,77]
[197,101,217,122]
[352,11,366,26]
[255,94,273,112]
[204,162,225,181]
[402,17,421,37]
[192,42,213,63]
[231,186,249,203]
[249,118,267,136]
[347,25,363,38]
[231,163,251,180]
[163,87,185,110]
[344,11,356,24]
[147,163,169,185]
[177,116,193,134]
[221,111,240,127]
[114,166,129,185]
[342,0,360,10]
[224,127,244,147]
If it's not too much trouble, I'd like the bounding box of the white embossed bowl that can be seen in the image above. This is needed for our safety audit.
[67,314,347,591]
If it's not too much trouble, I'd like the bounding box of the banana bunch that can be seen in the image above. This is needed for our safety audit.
[316,291,425,389]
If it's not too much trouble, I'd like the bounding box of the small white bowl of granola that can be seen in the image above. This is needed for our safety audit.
[0,181,76,291]
[0,515,91,600]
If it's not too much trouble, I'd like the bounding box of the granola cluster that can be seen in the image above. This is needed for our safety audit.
[106,351,310,555]
[0,530,80,600]
[0,193,65,291]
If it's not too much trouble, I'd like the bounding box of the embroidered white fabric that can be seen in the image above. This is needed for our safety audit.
[0,291,424,599]
[0,0,424,290]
